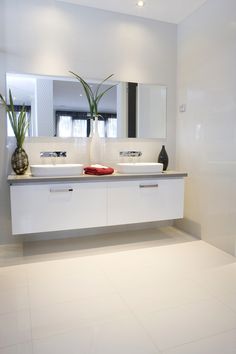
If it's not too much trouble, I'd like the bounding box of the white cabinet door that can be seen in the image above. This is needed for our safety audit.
[10,182,107,235]
[139,178,184,222]
[107,178,184,226]
[107,180,141,225]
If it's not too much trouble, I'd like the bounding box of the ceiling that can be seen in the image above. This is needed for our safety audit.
[56,0,208,24]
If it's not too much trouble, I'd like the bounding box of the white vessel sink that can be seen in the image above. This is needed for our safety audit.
[30,164,84,177]
[116,162,163,174]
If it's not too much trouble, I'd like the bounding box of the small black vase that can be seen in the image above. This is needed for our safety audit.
[11,147,29,175]
[158,145,169,171]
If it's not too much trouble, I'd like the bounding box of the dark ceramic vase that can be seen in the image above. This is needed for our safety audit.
[11,147,29,175]
[158,145,169,171]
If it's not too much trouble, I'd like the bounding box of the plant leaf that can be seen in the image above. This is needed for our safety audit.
[94,74,114,99]
[69,71,116,118]
[69,71,95,116]
[95,84,117,106]
[0,89,30,148]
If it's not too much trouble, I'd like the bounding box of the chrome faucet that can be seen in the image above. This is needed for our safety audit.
[119,151,142,157]
[40,151,67,158]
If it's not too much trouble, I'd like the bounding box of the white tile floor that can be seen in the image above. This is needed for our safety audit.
[0,226,236,354]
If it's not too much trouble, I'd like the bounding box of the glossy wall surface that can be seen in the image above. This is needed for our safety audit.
[0,5,12,245]
[176,0,236,254]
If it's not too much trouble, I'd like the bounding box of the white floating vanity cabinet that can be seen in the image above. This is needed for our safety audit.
[9,173,187,235]
[10,182,107,234]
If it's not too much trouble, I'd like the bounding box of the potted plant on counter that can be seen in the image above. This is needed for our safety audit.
[0,89,30,175]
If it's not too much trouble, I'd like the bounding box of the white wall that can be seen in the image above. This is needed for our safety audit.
[176,0,236,255]
[137,84,167,138]
[0,0,177,244]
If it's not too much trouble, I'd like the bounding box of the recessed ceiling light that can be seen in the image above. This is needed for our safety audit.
[137,0,145,7]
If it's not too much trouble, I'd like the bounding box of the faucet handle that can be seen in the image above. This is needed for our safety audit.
[57,151,67,157]
[119,151,142,157]
[40,151,67,158]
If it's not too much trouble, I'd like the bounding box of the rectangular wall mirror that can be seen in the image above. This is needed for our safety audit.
[6,73,167,139]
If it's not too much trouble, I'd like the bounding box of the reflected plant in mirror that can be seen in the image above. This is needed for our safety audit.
[69,71,115,118]
[69,71,116,138]
[6,73,167,139]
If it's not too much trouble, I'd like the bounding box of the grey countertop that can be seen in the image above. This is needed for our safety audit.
[8,171,188,185]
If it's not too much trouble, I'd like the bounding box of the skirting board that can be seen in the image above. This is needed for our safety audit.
[174,218,201,239]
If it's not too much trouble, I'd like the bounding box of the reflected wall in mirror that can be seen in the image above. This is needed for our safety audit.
[6,73,167,139]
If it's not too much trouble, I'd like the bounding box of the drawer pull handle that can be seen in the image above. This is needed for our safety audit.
[50,188,74,193]
[139,184,159,189]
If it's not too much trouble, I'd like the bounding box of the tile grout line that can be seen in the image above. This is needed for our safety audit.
[25,265,35,354]
[103,268,236,353]
[188,270,236,315]
[160,327,236,353]
[101,268,162,353]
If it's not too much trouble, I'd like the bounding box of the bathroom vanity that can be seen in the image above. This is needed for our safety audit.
[8,171,187,235]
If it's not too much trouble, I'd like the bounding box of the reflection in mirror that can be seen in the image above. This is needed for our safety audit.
[137,84,167,138]
[6,73,167,139]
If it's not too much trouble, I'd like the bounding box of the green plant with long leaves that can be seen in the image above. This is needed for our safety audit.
[69,71,116,118]
[0,89,30,148]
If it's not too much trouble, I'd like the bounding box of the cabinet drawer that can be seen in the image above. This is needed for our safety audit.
[107,178,184,226]
[139,178,184,222]
[10,182,107,234]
